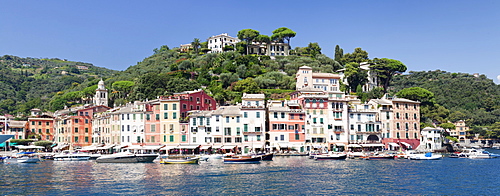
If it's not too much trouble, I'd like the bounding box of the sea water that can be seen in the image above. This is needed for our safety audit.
[1,150,499,195]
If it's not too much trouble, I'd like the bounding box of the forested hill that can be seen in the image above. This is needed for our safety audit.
[390,70,500,126]
[0,55,118,115]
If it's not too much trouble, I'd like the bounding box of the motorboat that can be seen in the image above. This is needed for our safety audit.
[314,153,347,160]
[96,152,158,163]
[450,148,496,159]
[13,152,40,163]
[363,153,395,160]
[223,155,261,164]
[347,152,365,159]
[160,157,199,164]
[54,150,91,161]
[409,152,442,160]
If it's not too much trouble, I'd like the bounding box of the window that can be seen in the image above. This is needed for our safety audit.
[169,135,174,142]
[225,137,232,143]
[226,116,230,123]
[236,127,241,135]
[235,137,242,143]
[164,113,168,119]
[244,135,248,142]
[46,122,50,126]
[74,137,79,143]
[244,124,248,132]
[85,128,88,133]
[164,104,168,110]
[173,104,177,110]
[236,116,240,123]
[151,124,156,132]
[224,128,231,135]
[256,112,260,118]
[75,128,79,133]
[155,114,160,120]
[280,135,285,141]
[214,137,222,143]
[173,112,177,119]
[74,119,79,123]
[295,134,300,140]
[274,112,278,118]
[182,135,186,142]
[256,135,261,141]
[255,127,261,132]
[244,112,248,118]
[281,113,285,118]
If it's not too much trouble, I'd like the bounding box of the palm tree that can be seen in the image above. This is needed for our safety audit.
[191,38,201,54]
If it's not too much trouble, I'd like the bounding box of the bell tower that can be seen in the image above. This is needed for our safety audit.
[94,79,108,107]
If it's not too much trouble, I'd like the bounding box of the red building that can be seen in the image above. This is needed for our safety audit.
[161,89,216,121]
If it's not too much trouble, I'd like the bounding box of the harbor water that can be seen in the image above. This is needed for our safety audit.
[2,150,500,195]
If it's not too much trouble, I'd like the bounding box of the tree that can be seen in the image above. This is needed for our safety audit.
[340,47,369,64]
[111,81,135,99]
[191,38,201,54]
[334,45,343,62]
[307,42,322,58]
[395,87,435,105]
[231,77,261,94]
[439,122,456,130]
[344,62,368,93]
[271,27,296,46]
[254,35,271,44]
[371,58,407,93]
[237,29,260,55]
[153,45,169,54]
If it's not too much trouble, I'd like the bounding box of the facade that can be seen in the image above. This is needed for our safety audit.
[207,33,240,53]
[347,101,382,145]
[180,43,192,53]
[144,100,161,145]
[28,115,55,141]
[240,94,266,153]
[248,42,290,57]
[9,121,27,140]
[295,66,342,95]
[418,127,444,151]
[451,120,469,141]
[267,100,306,152]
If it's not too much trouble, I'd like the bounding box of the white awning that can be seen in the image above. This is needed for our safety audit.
[401,142,411,147]
[142,145,164,150]
[80,146,98,151]
[212,145,223,149]
[176,145,200,149]
[361,143,385,147]
[335,143,346,146]
[347,144,362,148]
[160,146,177,150]
[114,144,128,149]
[126,145,144,150]
[221,145,236,149]
[97,144,116,150]
[53,144,69,150]
[200,146,211,150]
[389,143,400,147]
[17,145,45,149]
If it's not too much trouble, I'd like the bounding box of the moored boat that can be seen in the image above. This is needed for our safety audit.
[160,157,199,164]
[54,150,91,161]
[408,152,442,160]
[259,153,274,161]
[223,155,261,164]
[96,152,158,163]
[314,153,347,160]
[363,153,395,160]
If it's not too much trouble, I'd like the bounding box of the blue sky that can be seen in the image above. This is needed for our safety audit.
[1,1,499,83]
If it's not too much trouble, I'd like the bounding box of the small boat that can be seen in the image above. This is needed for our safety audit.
[160,157,199,164]
[15,152,40,163]
[314,153,347,160]
[96,152,158,163]
[223,155,261,164]
[259,153,274,161]
[347,152,365,159]
[409,152,442,160]
[363,153,395,160]
[54,150,91,161]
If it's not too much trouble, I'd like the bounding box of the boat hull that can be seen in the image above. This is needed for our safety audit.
[135,154,159,163]
[315,154,347,160]
[224,156,261,164]
[160,158,199,164]
[96,155,138,163]
[260,153,274,161]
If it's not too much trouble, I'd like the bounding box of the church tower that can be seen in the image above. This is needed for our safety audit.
[94,79,108,107]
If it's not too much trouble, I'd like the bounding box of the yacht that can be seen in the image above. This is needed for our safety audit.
[96,152,158,163]
[54,150,91,161]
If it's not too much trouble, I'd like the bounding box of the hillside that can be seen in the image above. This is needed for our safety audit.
[0,55,118,115]
[390,70,500,126]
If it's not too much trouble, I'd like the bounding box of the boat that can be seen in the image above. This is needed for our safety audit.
[95,152,159,163]
[54,150,91,161]
[223,155,261,164]
[15,152,40,163]
[314,153,347,160]
[450,148,496,159]
[363,153,395,160]
[258,153,274,161]
[308,151,322,159]
[160,157,199,164]
[347,152,365,159]
[409,152,442,160]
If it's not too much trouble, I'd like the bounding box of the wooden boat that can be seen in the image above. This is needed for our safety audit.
[314,153,347,160]
[223,155,261,164]
[259,153,274,161]
[160,157,199,164]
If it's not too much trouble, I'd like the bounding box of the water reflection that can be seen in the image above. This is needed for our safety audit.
[1,153,500,195]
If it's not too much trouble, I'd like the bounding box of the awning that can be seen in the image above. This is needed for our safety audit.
[221,145,236,149]
[347,144,362,148]
[17,145,45,149]
[335,143,346,146]
[97,144,116,150]
[360,144,385,147]
[401,142,411,147]
[175,145,200,149]
[53,144,69,150]
[160,146,177,150]
[114,144,128,149]
[389,142,400,147]
[212,145,223,149]
[81,146,98,151]
[126,145,144,150]
[142,145,164,150]
[200,146,211,150]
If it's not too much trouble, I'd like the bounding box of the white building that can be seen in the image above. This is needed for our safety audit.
[240,94,266,153]
[207,33,240,53]
[347,101,382,144]
[418,127,444,152]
